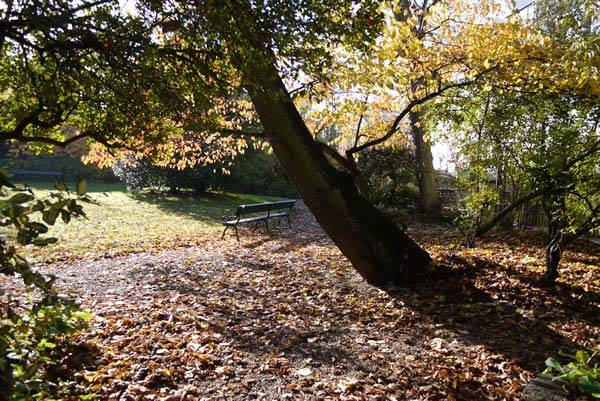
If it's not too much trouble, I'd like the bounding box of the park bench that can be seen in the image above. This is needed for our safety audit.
[221,200,296,241]
[11,170,65,181]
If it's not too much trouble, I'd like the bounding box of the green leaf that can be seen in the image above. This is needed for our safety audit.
[0,175,15,189]
[16,229,34,245]
[9,193,34,204]
[27,222,48,234]
[73,311,94,321]
[575,350,590,365]
[43,209,60,225]
[31,200,45,212]
[579,376,600,393]
[0,167,12,178]
[0,168,15,188]
[61,210,71,224]
[53,179,67,192]
[545,357,564,374]
[76,179,88,196]
[38,338,57,350]
[32,237,58,247]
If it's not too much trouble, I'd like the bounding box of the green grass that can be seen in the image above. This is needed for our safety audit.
[16,181,274,263]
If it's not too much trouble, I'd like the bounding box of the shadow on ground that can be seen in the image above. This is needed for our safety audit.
[386,263,587,371]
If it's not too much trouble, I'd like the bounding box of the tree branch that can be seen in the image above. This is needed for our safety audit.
[348,76,482,155]
[474,187,546,238]
[564,202,600,245]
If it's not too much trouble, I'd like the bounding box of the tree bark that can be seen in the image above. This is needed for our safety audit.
[409,109,441,215]
[544,218,564,286]
[242,59,431,285]
[495,163,513,229]
[544,237,561,286]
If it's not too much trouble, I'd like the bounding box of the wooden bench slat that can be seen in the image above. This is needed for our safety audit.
[223,216,267,225]
[270,200,296,210]
[268,211,290,218]
[236,202,271,215]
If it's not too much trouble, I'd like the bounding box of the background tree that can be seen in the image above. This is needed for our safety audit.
[440,89,600,284]
[394,0,443,215]
[426,0,600,284]
[297,0,598,220]
[357,145,419,215]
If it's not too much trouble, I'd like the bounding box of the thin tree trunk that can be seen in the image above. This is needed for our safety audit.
[544,217,564,286]
[544,236,562,286]
[496,163,513,229]
[410,109,441,215]
[242,59,431,285]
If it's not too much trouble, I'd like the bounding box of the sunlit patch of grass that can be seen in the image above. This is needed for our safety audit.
[14,181,275,264]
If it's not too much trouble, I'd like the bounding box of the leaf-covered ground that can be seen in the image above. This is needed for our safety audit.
[10,200,593,401]
[8,206,600,401]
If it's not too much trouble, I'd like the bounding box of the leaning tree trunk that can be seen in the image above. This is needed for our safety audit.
[544,241,561,286]
[409,109,441,215]
[242,59,431,285]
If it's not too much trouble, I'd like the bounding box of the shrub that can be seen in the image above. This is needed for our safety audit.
[0,174,93,400]
[453,186,500,246]
[222,149,297,198]
[545,348,600,399]
[357,146,418,212]
[113,148,298,198]
[112,158,218,193]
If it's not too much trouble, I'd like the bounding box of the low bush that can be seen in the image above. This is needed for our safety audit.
[113,148,298,198]
[112,158,218,193]
[223,149,297,198]
[545,348,600,399]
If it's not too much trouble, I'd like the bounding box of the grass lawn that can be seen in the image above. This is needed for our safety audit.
[18,181,275,263]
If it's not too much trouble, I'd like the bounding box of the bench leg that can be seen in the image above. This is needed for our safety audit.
[286,215,291,229]
[222,225,240,241]
[275,216,283,227]
[264,219,270,235]
[252,220,259,233]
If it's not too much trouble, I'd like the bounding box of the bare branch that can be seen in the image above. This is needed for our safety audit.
[348,76,483,155]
